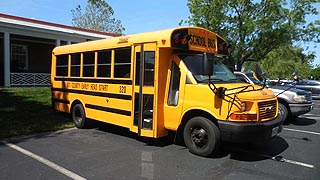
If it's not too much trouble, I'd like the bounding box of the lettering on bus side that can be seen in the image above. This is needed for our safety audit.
[119,85,126,94]
[189,35,216,49]
[99,84,108,91]
[190,35,206,47]
[208,38,216,48]
[67,82,109,92]
[71,82,80,89]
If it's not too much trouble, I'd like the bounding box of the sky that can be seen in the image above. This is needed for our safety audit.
[0,0,319,65]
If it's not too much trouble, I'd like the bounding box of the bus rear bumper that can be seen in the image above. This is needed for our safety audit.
[217,116,283,143]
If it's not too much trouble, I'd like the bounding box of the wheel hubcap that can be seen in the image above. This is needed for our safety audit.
[191,127,208,148]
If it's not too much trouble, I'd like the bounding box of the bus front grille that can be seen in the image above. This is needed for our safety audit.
[258,100,277,121]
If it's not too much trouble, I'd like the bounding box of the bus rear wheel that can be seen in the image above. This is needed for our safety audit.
[71,103,89,129]
[183,117,220,157]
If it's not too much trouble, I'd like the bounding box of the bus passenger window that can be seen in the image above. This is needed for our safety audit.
[114,47,131,78]
[71,53,81,77]
[83,52,95,77]
[135,52,141,85]
[56,54,68,76]
[144,51,155,86]
[97,50,111,78]
[135,51,155,86]
[168,62,181,106]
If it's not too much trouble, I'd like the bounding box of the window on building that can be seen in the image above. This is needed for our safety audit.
[11,44,28,71]
[56,54,68,76]
[71,53,81,77]
[83,52,95,77]
[97,50,111,77]
[114,47,131,78]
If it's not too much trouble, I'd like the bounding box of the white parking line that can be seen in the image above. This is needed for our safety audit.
[236,148,315,169]
[5,142,87,180]
[141,151,154,179]
[300,114,320,119]
[283,128,320,136]
[275,157,314,169]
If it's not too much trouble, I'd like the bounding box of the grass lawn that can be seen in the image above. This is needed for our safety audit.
[0,87,74,140]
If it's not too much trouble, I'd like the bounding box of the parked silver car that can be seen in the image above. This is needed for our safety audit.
[287,80,320,100]
[234,72,313,122]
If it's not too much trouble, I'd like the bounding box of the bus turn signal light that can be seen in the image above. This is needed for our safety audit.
[229,113,258,121]
[173,33,191,46]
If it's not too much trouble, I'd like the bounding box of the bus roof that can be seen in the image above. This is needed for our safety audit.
[53,26,229,55]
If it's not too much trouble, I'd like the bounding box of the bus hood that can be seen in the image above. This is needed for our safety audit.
[215,83,276,100]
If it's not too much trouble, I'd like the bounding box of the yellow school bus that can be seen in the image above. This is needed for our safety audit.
[51,27,282,157]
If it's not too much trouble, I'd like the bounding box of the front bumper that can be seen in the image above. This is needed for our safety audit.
[217,116,283,143]
[289,103,313,116]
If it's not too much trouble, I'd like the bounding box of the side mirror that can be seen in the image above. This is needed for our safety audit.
[203,53,214,76]
[253,64,265,81]
[292,72,299,82]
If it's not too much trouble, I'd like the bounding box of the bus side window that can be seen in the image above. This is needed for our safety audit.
[83,51,95,77]
[168,62,181,106]
[97,50,111,78]
[56,54,68,77]
[71,53,81,77]
[135,51,155,86]
[144,51,155,86]
[114,47,131,78]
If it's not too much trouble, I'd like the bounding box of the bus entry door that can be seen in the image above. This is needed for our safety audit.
[132,43,157,137]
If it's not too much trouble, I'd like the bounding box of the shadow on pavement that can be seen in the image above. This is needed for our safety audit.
[288,117,317,126]
[223,136,288,162]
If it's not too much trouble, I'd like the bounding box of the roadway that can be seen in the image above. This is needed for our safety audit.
[1,101,320,180]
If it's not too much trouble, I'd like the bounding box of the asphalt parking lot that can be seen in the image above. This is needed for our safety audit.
[1,101,320,180]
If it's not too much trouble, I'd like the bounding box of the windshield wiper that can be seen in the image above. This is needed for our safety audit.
[228,78,240,82]
[198,78,224,83]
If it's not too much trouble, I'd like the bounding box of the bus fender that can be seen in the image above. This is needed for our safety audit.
[174,108,218,145]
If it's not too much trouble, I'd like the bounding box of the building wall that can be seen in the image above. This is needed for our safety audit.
[0,33,3,86]
[0,13,115,86]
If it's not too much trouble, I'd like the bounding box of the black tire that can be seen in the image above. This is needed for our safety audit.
[278,103,288,122]
[71,103,88,129]
[183,117,220,157]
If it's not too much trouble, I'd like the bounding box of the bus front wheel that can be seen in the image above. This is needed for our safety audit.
[183,117,220,157]
[71,103,89,129]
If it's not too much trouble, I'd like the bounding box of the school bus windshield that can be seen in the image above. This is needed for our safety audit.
[181,54,240,83]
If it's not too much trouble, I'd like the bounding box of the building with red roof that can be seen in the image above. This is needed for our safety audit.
[0,13,119,87]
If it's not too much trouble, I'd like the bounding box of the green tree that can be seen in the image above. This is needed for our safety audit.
[182,0,320,71]
[71,0,125,34]
[244,45,315,79]
[311,65,320,79]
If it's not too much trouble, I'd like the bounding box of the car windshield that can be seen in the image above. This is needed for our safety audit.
[244,72,261,85]
[180,54,239,83]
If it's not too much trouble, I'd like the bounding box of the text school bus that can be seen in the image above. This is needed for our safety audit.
[51,27,282,157]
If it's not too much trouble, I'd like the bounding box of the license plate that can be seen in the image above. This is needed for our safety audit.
[272,126,280,137]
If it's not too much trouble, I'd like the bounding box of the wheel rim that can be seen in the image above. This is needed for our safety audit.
[278,106,285,121]
[74,108,82,124]
[190,127,208,148]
